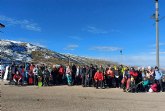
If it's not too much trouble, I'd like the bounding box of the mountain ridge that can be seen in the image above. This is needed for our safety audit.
[0,40,114,66]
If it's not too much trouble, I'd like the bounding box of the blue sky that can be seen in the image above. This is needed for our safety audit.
[0,0,165,67]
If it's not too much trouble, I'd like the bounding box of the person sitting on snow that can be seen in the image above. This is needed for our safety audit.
[149,81,158,93]
[13,71,22,85]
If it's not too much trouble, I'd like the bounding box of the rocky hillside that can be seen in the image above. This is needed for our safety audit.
[0,40,115,66]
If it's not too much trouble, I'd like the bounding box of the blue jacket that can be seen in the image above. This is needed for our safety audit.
[154,70,162,80]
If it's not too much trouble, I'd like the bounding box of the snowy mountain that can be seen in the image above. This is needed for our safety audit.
[0,40,113,66]
[0,40,44,62]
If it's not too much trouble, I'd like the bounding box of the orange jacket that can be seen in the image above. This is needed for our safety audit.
[106,69,114,78]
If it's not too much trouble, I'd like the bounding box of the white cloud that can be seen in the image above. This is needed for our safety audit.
[0,15,41,32]
[160,43,165,46]
[84,26,120,34]
[150,51,165,55]
[103,54,165,68]
[86,26,108,34]
[150,42,165,47]
[90,46,122,52]
[85,51,165,68]
[64,44,79,50]
[160,52,165,54]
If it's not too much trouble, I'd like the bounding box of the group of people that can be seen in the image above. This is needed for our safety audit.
[121,66,165,92]
[0,62,165,93]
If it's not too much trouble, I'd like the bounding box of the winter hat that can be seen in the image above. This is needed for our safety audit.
[148,66,151,70]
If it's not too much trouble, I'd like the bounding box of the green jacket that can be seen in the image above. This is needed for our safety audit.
[142,80,149,87]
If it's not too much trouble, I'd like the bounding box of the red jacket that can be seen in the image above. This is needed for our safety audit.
[94,72,103,81]
[151,83,158,92]
[13,74,22,80]
[130,71,138,77]
[58,67,64,75]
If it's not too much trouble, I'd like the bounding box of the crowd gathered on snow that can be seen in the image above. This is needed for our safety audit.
[0,62,165,93]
